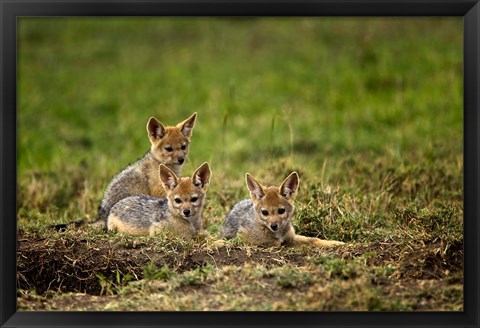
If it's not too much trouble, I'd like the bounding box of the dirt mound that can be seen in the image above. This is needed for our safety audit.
[17,228,463,298]
[17,232,306,295]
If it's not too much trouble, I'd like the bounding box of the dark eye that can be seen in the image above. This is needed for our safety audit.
[165,146,173,152]
[278,208,286,214]
[190,196,198,202]
[261,209,269,216]
[181,144,187,150]
[174,198,182,204]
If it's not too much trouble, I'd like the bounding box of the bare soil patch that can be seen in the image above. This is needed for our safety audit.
[18,229,463,296]
[17,230,307,296]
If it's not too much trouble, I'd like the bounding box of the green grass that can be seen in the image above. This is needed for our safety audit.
[17,17,463,311]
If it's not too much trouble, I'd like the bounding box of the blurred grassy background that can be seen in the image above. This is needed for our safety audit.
[17,17,462,233]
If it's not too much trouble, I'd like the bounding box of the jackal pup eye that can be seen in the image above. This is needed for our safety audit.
[278,207,286,214]
[181,144,187,150]
[190,196,198,202]
[261,209,269,216]
[165,146,173,152]
[174,197,182,204]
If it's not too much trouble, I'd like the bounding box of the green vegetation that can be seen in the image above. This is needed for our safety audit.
[17,17,463,311]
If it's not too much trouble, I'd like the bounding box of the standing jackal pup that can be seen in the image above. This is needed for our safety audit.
[97,113,197,226]
[222,172,344,248]
[107,162,211,238]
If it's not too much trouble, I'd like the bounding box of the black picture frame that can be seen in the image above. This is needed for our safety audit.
[1,1,479,327]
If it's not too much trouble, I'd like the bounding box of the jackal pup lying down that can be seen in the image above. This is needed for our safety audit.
[98,112,197,226]
[107,162,211,238]
[222,172,344,248]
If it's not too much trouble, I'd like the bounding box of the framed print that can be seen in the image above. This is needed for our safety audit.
[1,1,479,327]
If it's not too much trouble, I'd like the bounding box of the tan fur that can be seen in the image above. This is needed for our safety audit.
[140,159,168,197]
[222,172,345,248]
[149,216,196,238]
[144,114,197,196]
[107,162,211,240]
[97,113,197,224]
[108,213,151,236]
[147,114,197,176]
[160,162,211,233]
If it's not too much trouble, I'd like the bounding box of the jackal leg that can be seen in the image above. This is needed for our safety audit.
[293,234,345,248]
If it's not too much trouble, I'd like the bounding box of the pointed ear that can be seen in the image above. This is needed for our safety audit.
[245,173,265,200]
[177,112,197,138]
[280,172,299,200]
[192,162,211,190]
[147,117,166,142]
[159,164,179,191]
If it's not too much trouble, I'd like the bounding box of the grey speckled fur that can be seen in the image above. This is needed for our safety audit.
[108,195,170,230]
[98,152,153,222]
[107,162,210,237]
[98,113,197,225]
[220,172,345,248]
[221,199,256,238]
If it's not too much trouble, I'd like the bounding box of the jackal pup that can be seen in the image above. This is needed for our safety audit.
[107,162,211,238]
[222,172,344,248]
[97,113,197,226]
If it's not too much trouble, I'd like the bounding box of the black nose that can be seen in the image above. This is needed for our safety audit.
[178,158,185,164]
[270,223,278,231]
[183,209,191,216]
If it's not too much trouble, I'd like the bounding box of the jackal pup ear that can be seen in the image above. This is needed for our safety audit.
[177,112,197,138]
[159,164,179,190]
[192,162,211,189]
[245,173,265,200]
[279,172,299,200]
[147,117,166,142]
